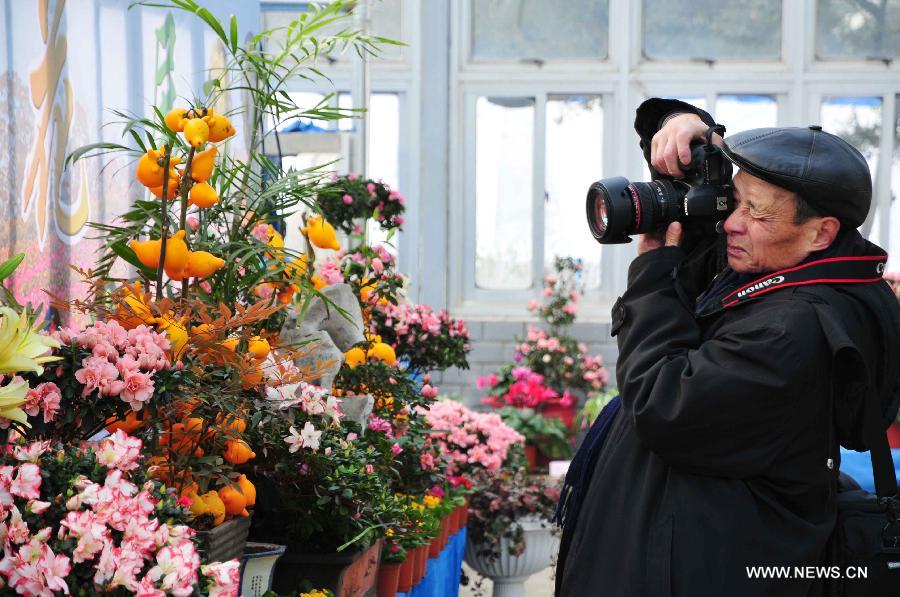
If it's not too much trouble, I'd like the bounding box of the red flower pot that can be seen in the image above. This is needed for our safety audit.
[397,556,414,593]
[414,545,428,584]
[461,503,470,527]
[376,562,401,597]
[428,536,441,558]
[888,421,900,449]
[524,444,538,471]
[451,506,462,534]
[542,402,576,429]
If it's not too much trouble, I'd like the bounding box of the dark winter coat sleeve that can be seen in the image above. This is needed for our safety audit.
[613,246,828,478]
[633,98,717,179]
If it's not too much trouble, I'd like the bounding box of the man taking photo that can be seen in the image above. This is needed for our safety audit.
[554,98,900,596]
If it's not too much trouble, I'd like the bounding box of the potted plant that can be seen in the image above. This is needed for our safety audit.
[0,433,239,595]
[495,407,572,471]
[245,380,388,595]
[464,468,562,597]
[480,257,611,430]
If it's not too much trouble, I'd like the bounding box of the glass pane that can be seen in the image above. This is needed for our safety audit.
[544,96,603,290]
[890,96,900,272]
[820,97,881,235]
[262,1,404,60]
[272,91,326,133]
[366,93,401,253]
[715,95,778,135]
[816,0,900,59]
[475,97,534,289]
[471,0,609,60]
[643,0,782,61]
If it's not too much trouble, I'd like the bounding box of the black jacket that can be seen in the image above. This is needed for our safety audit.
[555,100,900,596]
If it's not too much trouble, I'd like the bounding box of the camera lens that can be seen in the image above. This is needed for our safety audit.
[586,177,685,244]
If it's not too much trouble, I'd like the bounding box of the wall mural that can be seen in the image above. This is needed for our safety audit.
[0,0,256,310]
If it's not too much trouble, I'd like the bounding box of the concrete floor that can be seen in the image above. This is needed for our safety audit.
[459,561,556,597]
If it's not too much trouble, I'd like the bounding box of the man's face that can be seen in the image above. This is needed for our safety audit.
[722,171,821,274]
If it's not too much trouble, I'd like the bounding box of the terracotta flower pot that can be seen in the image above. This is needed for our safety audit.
[524,444,538,472]
[376,562,401,597]
[451,506,462,534]
[428,535,441,558]
[414,545,427,584]
[542,402,576,429]
[888,421,900,449]
[397,555,414,593]
[439,516,451,549]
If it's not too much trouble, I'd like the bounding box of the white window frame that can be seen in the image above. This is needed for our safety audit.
[449,0,900,321]
[259,0,421,278]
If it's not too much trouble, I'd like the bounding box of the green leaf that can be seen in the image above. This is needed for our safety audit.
[110,241,157,278]
[197,8,228,45]
[0,254,25,281]
[64,142,134,169]
[229,14,239,53]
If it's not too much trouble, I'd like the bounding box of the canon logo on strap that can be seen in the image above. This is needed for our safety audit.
[735,275,785,299]
[722,255,888,308]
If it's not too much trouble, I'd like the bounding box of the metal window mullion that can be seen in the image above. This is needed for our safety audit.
[533,93,547,290]
[461,92,477,303]
[876,93,895,251]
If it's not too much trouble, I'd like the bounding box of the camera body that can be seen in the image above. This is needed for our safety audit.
[586,137,734,244]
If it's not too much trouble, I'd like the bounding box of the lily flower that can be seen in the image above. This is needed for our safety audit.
[0,307,61,376]
[0,377,30,426]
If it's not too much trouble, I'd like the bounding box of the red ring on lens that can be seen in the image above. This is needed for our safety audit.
[628,184,641,230]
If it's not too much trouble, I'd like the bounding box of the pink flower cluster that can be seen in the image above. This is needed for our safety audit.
[516,326,564,356]
[0,435,238,596]
[479,366,574,409]
[54,320,170,411]
[375,302,469,342]
[420,400,524,474]
[0,381,63,428]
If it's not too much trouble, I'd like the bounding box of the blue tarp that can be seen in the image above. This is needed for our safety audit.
[397,528,466,597]
[838,447,900,493]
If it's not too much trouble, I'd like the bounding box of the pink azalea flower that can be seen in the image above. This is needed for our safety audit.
[342,194,353,205]
[97,430,143,472]
[391,443,403,456]
[120,371,155,410]
[251,223,270,242]
[10,463,41,500]
[420,384,438,399]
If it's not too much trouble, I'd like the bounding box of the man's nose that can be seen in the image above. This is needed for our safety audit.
[723,209,744,235]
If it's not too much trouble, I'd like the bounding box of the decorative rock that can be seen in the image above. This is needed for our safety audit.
[290,331,344,389]
[340,394,374,430]
[281,284,364,352]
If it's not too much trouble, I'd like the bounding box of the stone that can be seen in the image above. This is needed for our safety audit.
[286,330,344,389]
[341,394,374,430]
[285,284,365,352]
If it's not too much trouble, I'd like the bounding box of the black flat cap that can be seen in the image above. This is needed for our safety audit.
[721,126,871,228]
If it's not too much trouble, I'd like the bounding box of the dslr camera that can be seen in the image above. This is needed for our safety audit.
[586,126,733,244]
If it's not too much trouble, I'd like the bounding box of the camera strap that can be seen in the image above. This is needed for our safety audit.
[721,254,888,308]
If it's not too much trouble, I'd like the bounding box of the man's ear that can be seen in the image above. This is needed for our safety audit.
[810,216,840,251]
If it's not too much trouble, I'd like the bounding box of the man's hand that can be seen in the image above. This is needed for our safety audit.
[650,113,722,178]
[638,222,683,255]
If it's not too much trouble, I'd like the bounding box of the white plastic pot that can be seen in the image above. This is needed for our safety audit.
[464,518,560,597]
[239,542,287,597]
